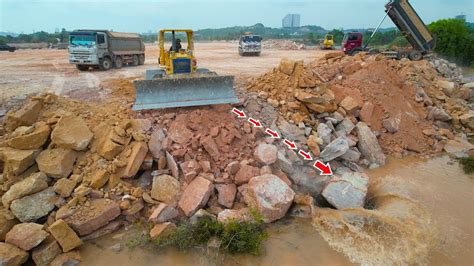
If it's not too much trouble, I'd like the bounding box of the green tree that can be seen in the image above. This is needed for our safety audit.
[428,18,474,66]
[0,36,7,45]
[330,29,344,44]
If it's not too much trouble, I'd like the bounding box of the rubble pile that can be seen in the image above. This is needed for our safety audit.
[262,39,306,50]
[0,92,320,263]
[247,52,474,163]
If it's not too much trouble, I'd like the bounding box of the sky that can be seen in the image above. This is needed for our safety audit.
[0,0,472,34]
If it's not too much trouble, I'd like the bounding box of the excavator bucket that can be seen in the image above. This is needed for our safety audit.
[132,75,238,110]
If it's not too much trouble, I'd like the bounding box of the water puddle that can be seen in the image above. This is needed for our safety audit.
[80,155,473,265]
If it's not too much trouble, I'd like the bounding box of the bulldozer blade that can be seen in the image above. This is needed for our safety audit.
[132,75,238,111]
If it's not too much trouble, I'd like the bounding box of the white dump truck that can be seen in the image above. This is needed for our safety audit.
[68,29,145,71]
[238,34,262,56]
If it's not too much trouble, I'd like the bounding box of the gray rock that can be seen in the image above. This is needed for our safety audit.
[277,119,306,143]
[355,122,386,166]
[2,172,49,207]
[325,120,335,131]
[335,118,355,135]
[317,123,332,147]
[190,209,216,225]
[321,172,369,209]
[428,107,452,121]
[382,117,400,133]
[276,150,294,174]
[10,187,56,222]
[341,148,361,162]
[289,166,331,197]
[319,137,349,162]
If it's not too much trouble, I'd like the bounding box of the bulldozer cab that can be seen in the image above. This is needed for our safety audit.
[159,29,196,75]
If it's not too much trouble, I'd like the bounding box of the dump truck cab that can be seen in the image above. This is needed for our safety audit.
[68,29,145,71]
[239,34,262,56]
[342,32,363,55]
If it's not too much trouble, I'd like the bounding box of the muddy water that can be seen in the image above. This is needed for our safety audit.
[80,155,473,265]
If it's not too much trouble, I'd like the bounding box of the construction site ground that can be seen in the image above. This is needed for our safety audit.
[0,42,327,102]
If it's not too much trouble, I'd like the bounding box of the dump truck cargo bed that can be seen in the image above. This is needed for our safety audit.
[133,75,238,110]
[385,0,435,54]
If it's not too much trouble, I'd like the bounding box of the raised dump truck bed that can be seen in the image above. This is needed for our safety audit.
[385,0,435,54]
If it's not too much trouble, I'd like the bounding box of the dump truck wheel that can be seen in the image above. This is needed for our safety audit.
[132,55,139,66]
[114,56,123,68]
[409,50,422,61]
[138,55,145,65]
[350,48,363,56]
[76,65,89,71]
[100,58,112,71]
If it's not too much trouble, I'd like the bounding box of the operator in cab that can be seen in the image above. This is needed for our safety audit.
[170,39,182,52]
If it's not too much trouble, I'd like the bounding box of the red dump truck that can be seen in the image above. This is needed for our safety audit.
[342,0,436,61]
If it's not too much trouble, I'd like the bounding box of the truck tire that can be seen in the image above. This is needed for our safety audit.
[409,50,422,61]
[100,57,112,71]
[350,48,363,56]
[114,56,123,68]
[132,55,139,66]
[398,51,409,60]
[76,65,89,71]
[138,55,145,65]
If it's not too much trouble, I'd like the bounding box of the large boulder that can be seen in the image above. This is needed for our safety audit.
[4,98,43,132]
[48,219,82,252]
[167,120,192,145]
[121,141,148,178]
[0,209,18,241]
[201,136,220,161]
[245,174,295,223]
[10,187,57,223]
[31,238,62,266]
[2,172,49,207]
[428,107,451,121]
[62,199,120,236]
[317,123,332,147]
[178,176,214,217]
[52,178,76,198]
[216,184,237,208]
[151,174,181,205]
[5,223,49,251]
[234,164,260,185]
[253,143,278,165]
[0,242,29,266]
[1,148,40,176]
[35,148,76,178]
[148,203,179,223]
[319,137,349,162]
[50,251,81,266]
[50,115,93,151]
[321,172,369,209]
[7,123,51,150]
[355,122,386,166]
[459,110,474,130]
[148,128,165,158]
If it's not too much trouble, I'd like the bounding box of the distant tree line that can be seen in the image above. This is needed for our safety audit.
[0,28,69,45]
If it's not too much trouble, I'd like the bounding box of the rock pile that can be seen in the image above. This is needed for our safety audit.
[262,39,306,50]
[0,93,322,262]
[247,52,473,164]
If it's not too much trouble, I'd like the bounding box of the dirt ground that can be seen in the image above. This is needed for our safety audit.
[0,42,327,102]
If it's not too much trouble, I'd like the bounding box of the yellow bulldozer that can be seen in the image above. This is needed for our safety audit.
[321,34,334,50]
[133,29,238,110]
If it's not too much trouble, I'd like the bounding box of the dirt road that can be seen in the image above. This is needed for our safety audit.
[0,42,327,102]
